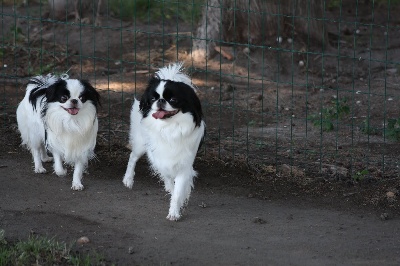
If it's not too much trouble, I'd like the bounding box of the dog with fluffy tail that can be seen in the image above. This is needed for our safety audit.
[16,73,100,190]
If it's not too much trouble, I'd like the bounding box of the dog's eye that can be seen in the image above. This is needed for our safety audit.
[170,97,178,103]
[60,95,68,103]
[79,96,86,103]
[151,97,157,102]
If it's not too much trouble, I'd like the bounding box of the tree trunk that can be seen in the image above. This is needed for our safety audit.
[191,0,222,61]
[192,0,329,61]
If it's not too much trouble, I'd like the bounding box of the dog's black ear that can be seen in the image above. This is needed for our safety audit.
[166,81,203,127]
[140,76,160,117]
[34,79,67,118]
[45,79,67,103]
[188,88,203,127]
[81,80,101,108]
[28,87,46,110]
[28,77,62,110]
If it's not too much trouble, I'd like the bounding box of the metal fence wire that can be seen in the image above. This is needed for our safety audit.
[1,0,400,182]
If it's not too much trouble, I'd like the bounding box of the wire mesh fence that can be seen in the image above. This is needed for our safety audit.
[1,0,400,182]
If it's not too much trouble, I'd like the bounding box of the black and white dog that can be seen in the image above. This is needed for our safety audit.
[123,63,205,221]
[16,74,100,190]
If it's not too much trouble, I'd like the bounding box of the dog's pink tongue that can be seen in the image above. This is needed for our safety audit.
[152,110,167,119]
[67,108,79,115]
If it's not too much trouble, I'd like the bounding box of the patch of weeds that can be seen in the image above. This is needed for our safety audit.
[255,140,267,149]
[386,118,400,141]
[29,64,50,76]
[153,0,203,22]
[29,62,66,76]
[108,0,203,22]
[308,98,350,132]
[376,0,400,5]
[327,0,341,10]
[360,119,381,135]
[0,230,108,265]
[360,118,400,142]
[109,0,152,20]
[353,169,369,182]
[68,252,104,266]
[248,120,256,127]
[0,230,6,245]
[38,63,55,75]
[10,25,25,43]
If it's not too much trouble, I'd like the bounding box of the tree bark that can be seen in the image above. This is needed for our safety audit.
[191,0,222,61]
[192,0,329,61]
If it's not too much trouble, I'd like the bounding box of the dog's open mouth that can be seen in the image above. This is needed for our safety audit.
[63,107,80,115]
[152,109,178,119]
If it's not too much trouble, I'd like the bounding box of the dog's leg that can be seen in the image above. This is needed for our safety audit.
[163,177,174,194]
[71,161,85,191]
[32,148,47,173]
[83,161,89,174]
[167,173,194,221]
[122,151,141,189]
[40,144,53,163]
[53,152,67,176]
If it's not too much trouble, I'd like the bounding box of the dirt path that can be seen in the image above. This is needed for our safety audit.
[1,151,400,265]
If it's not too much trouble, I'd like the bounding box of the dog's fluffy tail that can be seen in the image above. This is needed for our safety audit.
[28,73,60,91]
[27,74,61,109]
[130,98,141,133]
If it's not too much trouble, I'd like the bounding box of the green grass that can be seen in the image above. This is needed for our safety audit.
[328,0,400,9]
[374,0,400,5]
[360,119,380,136]
[360,118,400,142]
[308,98,350,132]
[108,0,204,22]
[386,118,400,141]
[327,0,341,9]
[0,229,108,266]
[352,169,369,182]
[3,0,204,23]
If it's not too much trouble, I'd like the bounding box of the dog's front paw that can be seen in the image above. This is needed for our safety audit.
[71,182,84,191]
[35,167,47,174]
[122,175,134,189]
[55,168,67,177]
[167,207,181,221]
[166,213,181,221]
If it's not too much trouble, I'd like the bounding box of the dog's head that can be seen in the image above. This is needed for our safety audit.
[45,79,100,116]
[29,76,100,117]
[139,63,203,127]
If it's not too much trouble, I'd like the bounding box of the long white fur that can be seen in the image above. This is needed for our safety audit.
[155,62,196,90]
[123,63,205,221]
[16,80,54,174]
[16,77,98,190]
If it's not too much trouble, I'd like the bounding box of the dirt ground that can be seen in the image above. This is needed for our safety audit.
[1,1,400,265]
[1,117,400,265]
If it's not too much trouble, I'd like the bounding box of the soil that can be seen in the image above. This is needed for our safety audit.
[2,126,400,265]
[1,1,400,265]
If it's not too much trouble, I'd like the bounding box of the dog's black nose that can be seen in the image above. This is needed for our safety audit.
[71,99,78,105]
[157,98,166,108]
